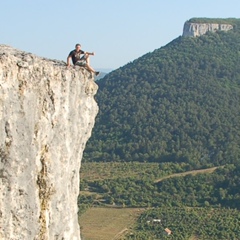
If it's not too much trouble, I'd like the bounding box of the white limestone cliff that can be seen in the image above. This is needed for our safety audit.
[183,21,233,37]
[0,45,98,240]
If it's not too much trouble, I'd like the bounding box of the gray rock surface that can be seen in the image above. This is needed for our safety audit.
[183,22,233,37]
[0,45,98,240]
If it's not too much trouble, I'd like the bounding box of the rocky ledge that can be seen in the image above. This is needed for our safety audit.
[0,45,98,240]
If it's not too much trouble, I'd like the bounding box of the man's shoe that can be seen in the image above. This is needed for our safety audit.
[95,71,100,76]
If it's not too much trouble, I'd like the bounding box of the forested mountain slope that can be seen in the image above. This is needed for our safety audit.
[84,19,240,167]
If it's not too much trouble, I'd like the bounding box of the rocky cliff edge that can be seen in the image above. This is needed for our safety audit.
[183,21,233,37]
[0,45,98,240]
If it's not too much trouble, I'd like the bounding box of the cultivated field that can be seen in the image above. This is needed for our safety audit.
[79,207,144,240]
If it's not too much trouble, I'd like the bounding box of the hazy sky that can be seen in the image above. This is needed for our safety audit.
[1,0,239,70]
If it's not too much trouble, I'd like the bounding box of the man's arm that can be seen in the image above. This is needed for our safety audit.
[85,52,95,56]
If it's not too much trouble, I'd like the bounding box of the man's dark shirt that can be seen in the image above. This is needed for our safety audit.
[68,49,85,65]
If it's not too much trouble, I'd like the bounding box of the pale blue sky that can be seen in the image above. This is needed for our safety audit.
[1,0,239,70]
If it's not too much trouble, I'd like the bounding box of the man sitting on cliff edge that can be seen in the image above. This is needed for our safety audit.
[67,43,100,76]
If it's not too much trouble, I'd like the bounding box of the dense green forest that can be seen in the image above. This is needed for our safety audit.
[83,19,240,168]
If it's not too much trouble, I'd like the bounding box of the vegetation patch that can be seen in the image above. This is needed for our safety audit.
[125,207,240,240]
[79,162,240,239]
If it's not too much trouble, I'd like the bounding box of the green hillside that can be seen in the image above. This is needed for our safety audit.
[83,19,240,168]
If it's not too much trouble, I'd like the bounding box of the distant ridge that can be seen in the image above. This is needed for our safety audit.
[188,17,240,25]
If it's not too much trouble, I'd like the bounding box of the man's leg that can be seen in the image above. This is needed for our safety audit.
[83,54,99,75]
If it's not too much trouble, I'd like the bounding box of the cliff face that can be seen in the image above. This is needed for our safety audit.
[0,45,98,240]
[183,21,233,37]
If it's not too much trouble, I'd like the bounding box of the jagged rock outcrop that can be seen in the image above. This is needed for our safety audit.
[0,45,98,240]
[183,21,233,37]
